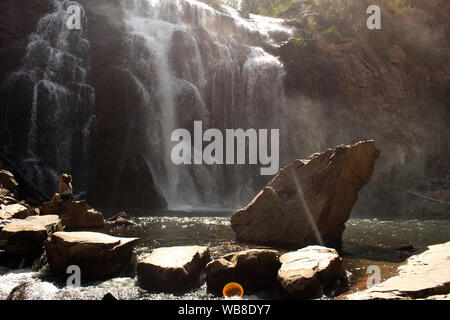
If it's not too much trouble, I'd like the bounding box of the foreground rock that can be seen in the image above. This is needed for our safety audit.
[277,246,347,299]
[346,242,450,300]
[0,215,62,266]
[41,200,105,230]
[45,231,139,279]
[206,249,280,295]
[137,246,210,292]
[231,140,380,248]
[0,203,36,220]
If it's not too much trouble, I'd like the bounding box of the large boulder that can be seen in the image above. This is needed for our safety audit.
[45,231,139,279]
[137,246,210,293]
[205,249,281,296]
[40,200,105,230]
[231,140,380,248]
[0,170,18,197]
[346,242,450,300]
[277,246,347,299]
[0,215,62,266]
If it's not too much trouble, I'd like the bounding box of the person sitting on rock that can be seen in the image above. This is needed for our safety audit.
[51,173,73,202]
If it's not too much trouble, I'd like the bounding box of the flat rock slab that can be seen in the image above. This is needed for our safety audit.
[45,231,139,279]
[231,140,379,248]
[137,246,210,293]
[277,246,347,299]
[41,201,105,230]
[346,241,450,300]
[0,215,62,264]
[206,249,281,295]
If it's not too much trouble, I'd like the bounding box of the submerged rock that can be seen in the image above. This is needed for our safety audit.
[107,212,136,227]
[102,292,118,300]
[346,241,450,300]
[231,140,380,248]
[45,231,139,279]
[205,249,281,296]
[137,246,210,293]
[277,246,347,299]
[40,200,105,230]
[7,282,35,300]
[0,215,62,266]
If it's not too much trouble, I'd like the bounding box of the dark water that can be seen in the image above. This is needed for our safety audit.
[1,212,449,300]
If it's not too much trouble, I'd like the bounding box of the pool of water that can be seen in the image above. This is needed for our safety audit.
[1,212,449,300]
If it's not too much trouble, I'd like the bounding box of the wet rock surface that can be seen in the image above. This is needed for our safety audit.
[277,246,347,299]
[0,203,36,220]
[231,141,380,248]
[205,249,281,295]
[137,246,210,293]
[40,200,105,230]
[45,231,139,279]
[346,241,450,300]
[0,215,62,267]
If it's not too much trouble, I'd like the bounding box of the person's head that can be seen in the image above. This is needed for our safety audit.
[60,173,72,184]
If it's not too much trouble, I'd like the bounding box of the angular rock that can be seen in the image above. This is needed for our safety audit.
[114,217,136,226]
[102,292,118,300]
[0,215,62,266]
[205,249,281,295]
[45,231,139,279]
[40,200,105,230]
[277,246,347,299]
[137,246,210,293]
[0,203,36,220]
[346,242,450,300]
[108,211,128,221]
[107,211,136,226]
[0,170,19,196]
[0,187,11,197]
[231,140,380,248]
[7,283,34,300]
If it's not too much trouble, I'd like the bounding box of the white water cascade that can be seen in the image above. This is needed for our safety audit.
[122,0,293,210]
[1,0,95,196]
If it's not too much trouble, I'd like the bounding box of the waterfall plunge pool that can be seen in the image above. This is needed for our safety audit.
[0,215,449,300]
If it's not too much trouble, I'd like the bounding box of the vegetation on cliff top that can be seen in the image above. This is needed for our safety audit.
[220,0,449,72]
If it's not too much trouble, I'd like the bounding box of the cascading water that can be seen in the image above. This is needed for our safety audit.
[0,0,294,209]
[122,0,293,210]
[0,0,95,197]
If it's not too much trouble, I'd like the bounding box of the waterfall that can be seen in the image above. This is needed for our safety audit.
[0,0,95,196]
[1,0,293,209]
[122,0,292,210]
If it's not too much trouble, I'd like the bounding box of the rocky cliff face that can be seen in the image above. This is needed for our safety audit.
[272,0,450,218]
[0,0,448,217]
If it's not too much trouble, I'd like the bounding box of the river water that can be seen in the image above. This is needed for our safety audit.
[0,212,449,300]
